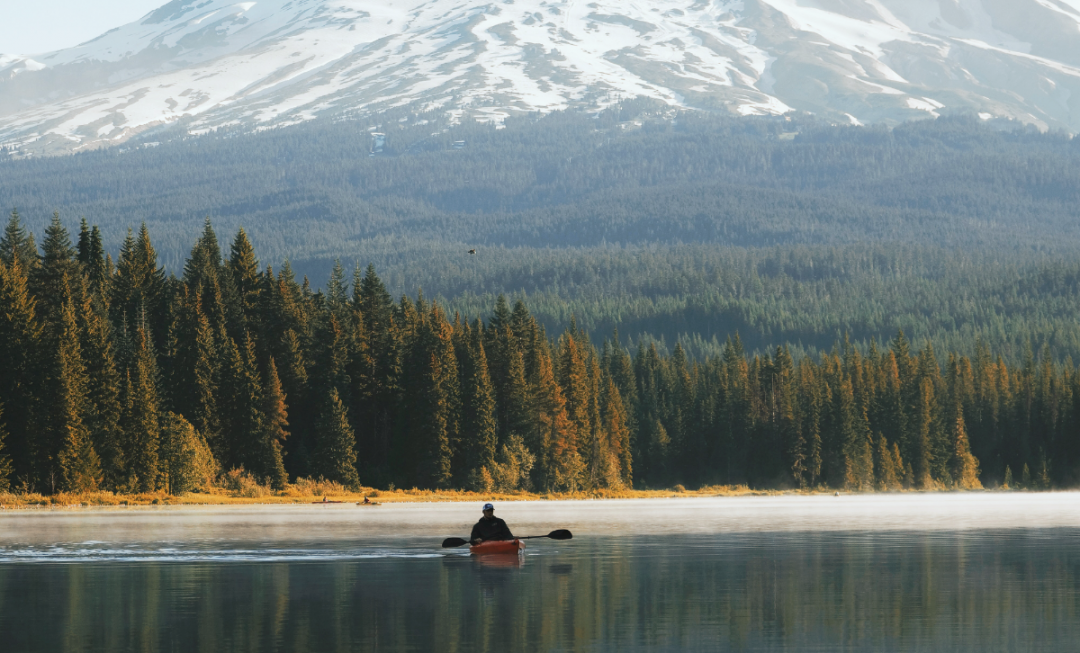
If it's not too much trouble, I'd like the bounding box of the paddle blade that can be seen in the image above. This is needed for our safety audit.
[442,537,469,548]
[547,529,573,540]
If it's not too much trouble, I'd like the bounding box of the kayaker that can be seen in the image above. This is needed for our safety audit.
[470,503,514,544]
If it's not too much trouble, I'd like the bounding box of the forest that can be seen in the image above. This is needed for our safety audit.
[5,106,1080,360]
[1,213,1078,496]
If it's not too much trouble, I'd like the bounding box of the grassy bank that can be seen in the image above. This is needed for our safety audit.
[0,483,788,509]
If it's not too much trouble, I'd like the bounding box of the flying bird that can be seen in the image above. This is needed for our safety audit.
[468,249,476,255]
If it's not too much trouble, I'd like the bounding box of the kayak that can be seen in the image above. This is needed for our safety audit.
[356,502,381,506]
[469,539,525,555]
[312,500,344,504]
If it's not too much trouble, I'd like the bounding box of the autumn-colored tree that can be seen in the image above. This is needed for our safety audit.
[949,399,981,489]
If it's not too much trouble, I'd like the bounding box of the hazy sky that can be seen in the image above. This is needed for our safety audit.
[1,0,165,55]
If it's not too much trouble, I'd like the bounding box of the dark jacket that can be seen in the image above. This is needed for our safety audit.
[470,516,514,542]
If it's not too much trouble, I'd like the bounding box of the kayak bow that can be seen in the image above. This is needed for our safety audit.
[469,539,526,555]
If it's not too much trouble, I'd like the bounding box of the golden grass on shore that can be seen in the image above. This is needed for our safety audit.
[0,483,786,509]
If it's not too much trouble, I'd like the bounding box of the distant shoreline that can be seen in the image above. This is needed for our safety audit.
[0,485,1011,510]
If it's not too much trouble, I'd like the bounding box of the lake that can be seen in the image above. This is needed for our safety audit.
[2,494,1079,652]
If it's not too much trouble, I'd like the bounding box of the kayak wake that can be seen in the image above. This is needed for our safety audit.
[0,543,445,564]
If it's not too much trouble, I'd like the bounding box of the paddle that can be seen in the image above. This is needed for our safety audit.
[441,529,573,548]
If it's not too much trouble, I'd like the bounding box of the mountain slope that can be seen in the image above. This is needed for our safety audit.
[4,0,1080,154]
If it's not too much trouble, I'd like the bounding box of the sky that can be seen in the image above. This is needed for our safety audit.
[0,0,165,55]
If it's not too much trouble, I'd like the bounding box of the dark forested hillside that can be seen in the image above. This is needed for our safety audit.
[3,107,1080,359]
[2,216,1077,496]
[3,107,1080,263]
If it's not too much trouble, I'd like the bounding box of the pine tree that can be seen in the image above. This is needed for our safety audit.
[159,412,217,495]
[0,208,37,267]
[85,226,109,298]
[31,212,81,328]
[51,297,102,493]
[260,358,290,489]
[602,379,632,488]
[351,264,400,480]
[314,388,360,488]
[0,252,43,486]
[75,276,125,490]
[556,332,588,476]
[191,310,223,454]
[912,377,936,489]
[949,400,982,489]
[112,224,166,347]
[0,404,15,491]
[228,227,261,331]
[123,324,161,492]
[873,433,900,490]
[221,334,278,481]
[401,307,458,488]
[529,340,579,491]
[325,259,349,318]
[891,441,906,488]
[459,323,498,487]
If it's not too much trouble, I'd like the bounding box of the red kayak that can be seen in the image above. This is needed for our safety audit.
[469,539,525,555]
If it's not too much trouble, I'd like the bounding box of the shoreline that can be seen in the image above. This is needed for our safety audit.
[0,485,1007,510]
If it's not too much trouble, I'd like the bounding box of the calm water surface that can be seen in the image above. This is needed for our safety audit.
[1,494,1079,652]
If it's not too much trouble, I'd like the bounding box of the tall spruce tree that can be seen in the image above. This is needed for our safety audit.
[0,404,14,491]
[261,358,290,489]
[75,274,125,490]
[51,296,103,493]
[601,379,632,488]
[313,388,360,488]
[0,253,42,487]
[459,322,498,487]
[0,209,37,267]
[228,227,261,333]
[123,324,162,492]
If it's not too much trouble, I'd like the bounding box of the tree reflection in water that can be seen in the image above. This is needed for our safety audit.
[1,530,1078,652]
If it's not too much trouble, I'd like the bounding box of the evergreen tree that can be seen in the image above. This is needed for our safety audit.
[31,212,81,328]
[260,358,290,489]
[228,227,261,331]
[313,388,360,488]
[459,323,498,487]
[75,275,125,490]
[0,253,43,486]
[529,340,579,491]
[602,379,632,488]
[0,405,14,492]
[873,433,900,491]
[912,377,936,489]
[112,224,166,347]
[221,335,276,480]
[51,297,102,493]
[159,412,217,495]
[401,308,458,488]
[85,226,109,298]
[0,208,37,267]
[949,399,982,489]
[123,324,162,492]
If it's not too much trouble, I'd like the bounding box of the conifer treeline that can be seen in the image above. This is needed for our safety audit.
[1,212,1077,494]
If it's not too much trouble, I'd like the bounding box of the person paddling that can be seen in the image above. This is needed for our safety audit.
[470,503,514,544]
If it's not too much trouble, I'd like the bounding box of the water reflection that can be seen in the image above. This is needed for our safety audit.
[1,530,1078,651]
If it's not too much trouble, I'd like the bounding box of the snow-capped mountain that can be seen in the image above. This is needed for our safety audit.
[4,0,1080,154]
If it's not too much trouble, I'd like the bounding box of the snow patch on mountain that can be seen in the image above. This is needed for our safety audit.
[3,0,1080,154]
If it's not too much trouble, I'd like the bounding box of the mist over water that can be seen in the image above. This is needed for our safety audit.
[2,495,1079,651]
